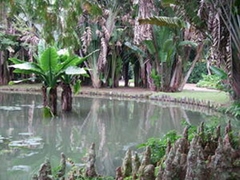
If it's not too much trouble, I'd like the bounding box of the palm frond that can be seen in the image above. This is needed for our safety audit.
[139,16,186,29]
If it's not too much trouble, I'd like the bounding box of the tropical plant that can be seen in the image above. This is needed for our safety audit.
[9,46,89,116]
[215,0,240,102]
[160,0,240,101]
[138,130,181,164]
[81,0,132,88]
[58,50,88,112]
[139,16,200,92]
[187,61,208,83]
[197,74,223,90]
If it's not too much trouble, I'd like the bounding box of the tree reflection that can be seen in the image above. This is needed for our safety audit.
[0,93,233,179]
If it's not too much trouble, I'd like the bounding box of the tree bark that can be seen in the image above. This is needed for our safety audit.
[0,51,10,85]
[61,83,72,112]
[231,49,240,101]
[42,86,58,116]
[134,0,154,88]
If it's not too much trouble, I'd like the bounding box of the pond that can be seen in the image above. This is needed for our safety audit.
[0,92,235,179]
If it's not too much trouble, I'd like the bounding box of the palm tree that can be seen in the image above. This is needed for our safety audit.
[81,0,134,88]
[9,47,88,116]
[135,1,201,92]
[215,0,240,101]
[161,0,240,100]
[133,0,155,88]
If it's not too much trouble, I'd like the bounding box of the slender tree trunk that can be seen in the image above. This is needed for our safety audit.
[0,51,10,85]
[134,61,141,87]
[42,86,58,116]
[123,61,129,87]
[61,83,72,112]
[0,2,10,85]
[146,60,156,91]
[178,43,204,91]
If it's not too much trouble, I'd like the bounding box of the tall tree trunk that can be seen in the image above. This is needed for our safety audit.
[161,61,172,92]
[61,83,72,112]
[134,0,154,88]
[146,60,156,91]
[170,56,183,91]
[0,2,10,85]
[42,86,58,116]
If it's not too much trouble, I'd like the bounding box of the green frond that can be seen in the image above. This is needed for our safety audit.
[143,40,156,55]
[178,40,198,48]
[161,0,179,7]
[124,42,145,57]
[139,16,186,29]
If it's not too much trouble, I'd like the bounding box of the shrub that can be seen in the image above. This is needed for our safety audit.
[187,62,208,83]
[196,74,227,90]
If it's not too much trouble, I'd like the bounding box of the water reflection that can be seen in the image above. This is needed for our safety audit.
[0,92,234,179]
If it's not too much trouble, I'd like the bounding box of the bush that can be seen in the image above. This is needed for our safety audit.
[196,74,226,90]
[187,62,208,83]
[137,130,181,164]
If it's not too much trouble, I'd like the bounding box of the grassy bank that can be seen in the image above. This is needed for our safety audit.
[154,90,230,105]
[0,83,231,106]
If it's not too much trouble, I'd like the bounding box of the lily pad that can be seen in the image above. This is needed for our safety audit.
[9,137,43,148]
[18,132,34,136]
[0,106,21,111]
[8,165,31,172]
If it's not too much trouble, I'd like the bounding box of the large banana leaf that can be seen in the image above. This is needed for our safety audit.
[38,47,58,74]
[65,66,87,75]
[9,61,44,76]
[8,57,26,64]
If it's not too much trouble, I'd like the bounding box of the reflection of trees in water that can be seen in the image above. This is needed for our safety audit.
[72,98,192,175]
[0,93,232,177]
[0,93,42,135]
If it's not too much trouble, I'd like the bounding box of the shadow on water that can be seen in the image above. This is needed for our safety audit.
[0,92,238,179]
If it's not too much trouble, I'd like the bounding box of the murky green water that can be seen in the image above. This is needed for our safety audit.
[0,92,236,179]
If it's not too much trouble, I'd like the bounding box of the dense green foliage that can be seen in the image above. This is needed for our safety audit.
[197,74,224,90]
[187,62,207,83]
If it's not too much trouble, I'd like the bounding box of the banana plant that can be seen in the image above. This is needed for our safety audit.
[59,53,88,112]
[9,46,90,116]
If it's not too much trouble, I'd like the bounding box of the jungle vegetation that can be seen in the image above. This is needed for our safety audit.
[0,0,239,114]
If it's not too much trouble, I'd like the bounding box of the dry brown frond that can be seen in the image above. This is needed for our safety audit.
[102,26,110,41]
[81,26,92,53]
[97,37,107,69]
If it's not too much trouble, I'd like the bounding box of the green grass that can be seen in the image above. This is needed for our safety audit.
[153,90,230,105]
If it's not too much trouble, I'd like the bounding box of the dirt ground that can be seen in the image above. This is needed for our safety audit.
[80,83,218,95]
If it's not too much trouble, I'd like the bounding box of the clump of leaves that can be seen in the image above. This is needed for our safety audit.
[224,102,240,119]
[150,69,161,90]
[138,130,181,164]
[197,74,225,90]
